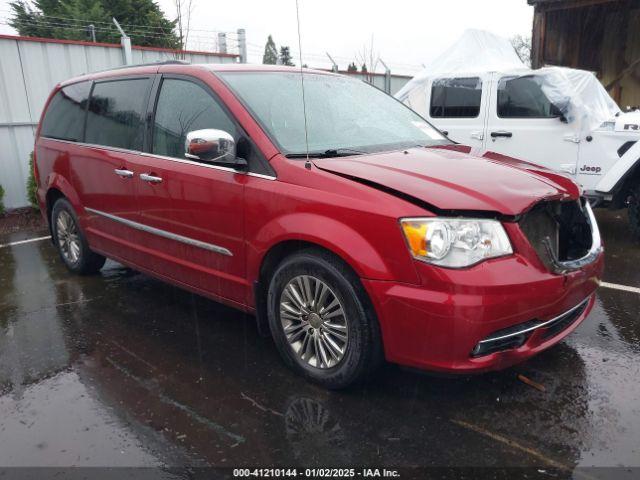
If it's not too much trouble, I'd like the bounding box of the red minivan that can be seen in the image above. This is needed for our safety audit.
[34,63,604,388]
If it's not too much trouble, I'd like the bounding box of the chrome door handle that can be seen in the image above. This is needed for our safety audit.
[470,131,484,140]
[140,173,163,183]
[114,168,134,178]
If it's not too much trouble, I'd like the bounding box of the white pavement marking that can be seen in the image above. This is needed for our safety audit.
[0,235,51,249]
[600,281,640,295]
[0,235,639,297]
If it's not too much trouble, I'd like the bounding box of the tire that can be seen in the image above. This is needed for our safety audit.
[267,248,383,389]
[629,184,640,242]
[51,198,106,274]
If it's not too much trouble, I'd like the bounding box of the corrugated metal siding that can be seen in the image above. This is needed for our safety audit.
[335,71,410,95]
[0,36,237,209]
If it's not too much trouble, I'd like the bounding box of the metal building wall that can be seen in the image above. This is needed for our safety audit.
[0,35,238,209]
[322,70,411,95]
[359,73,410,95]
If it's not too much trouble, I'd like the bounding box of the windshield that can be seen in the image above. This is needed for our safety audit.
[218,71,448,156]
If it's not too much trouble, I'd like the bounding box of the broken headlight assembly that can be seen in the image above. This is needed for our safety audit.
[400,217,513,268]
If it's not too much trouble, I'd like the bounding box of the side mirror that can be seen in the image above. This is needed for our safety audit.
[185,129,243,168]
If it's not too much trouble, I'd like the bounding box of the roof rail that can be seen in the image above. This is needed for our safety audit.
[91,59,190,74]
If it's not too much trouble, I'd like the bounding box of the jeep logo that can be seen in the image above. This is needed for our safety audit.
[624,124,640,130]
[580,165,602,174]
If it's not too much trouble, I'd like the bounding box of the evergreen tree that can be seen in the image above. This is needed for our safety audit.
[347,62,357,72]
[279,46,294,66]
[361,64,368,74]
[262,35,277,64]
[9,0,179,48]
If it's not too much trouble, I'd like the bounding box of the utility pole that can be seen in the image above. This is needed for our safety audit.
[113,17,132,65]
[326,52,339,72]
[380,58,391,94]
[237,28,247,63]
[218,32,227,54]
[86,24,96,42]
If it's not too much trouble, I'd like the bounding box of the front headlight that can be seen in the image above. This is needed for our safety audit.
[400,217,513,268]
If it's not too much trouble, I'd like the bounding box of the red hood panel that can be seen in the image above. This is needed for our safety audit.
[313,147,580,216]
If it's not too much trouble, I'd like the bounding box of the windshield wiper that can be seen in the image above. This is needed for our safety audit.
[286,148,367,159]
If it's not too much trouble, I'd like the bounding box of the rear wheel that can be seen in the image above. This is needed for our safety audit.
[629,184,640,241]
[51,198,106,274]
[267,249,383,389]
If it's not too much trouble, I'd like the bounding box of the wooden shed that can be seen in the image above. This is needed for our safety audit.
[529,0,640,109]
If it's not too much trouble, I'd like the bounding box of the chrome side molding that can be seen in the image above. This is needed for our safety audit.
[85,208,233,257]
[477,296,590,345]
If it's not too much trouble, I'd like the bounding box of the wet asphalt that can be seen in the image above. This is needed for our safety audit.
[0,209,638,478]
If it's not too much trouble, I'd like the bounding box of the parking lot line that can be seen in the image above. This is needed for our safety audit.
[450,419,572,472]
[1,235,639,297]
[601,281,640,295]
[0,235,51,249]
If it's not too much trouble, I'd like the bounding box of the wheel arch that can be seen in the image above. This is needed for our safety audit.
[253,239,365,337]
[248,213,410,284]
[45,174,83,215]
[609,157,640,208]
[44,175,84,242]
[253,238,385,372]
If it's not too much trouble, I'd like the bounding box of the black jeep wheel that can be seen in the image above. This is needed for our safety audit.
[629,184,640,241]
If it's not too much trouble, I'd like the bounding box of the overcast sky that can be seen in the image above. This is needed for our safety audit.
[0,0,533,75]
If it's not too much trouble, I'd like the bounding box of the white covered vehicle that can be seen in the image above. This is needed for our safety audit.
[396,30,640,239]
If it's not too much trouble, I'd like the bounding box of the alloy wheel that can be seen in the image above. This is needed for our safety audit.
[56,210,81,264]
[279,275,349,369]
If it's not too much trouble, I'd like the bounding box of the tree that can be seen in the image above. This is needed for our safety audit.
[356,35,379,83]
[263,35,278,65]
[174,0,194,53]
[9,0,179,48]
[510,34,532,67]
[347,62,358,73]
[26,152,38,209]
[279,46,294,66]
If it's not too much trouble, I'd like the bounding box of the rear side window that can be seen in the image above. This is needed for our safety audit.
[430,77,482,118]
[40,82,91,141]
[497,76,561,118]
[152,78,237,159]
[85,78,150,150]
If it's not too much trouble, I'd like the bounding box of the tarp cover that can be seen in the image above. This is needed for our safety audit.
[395,29,621,134]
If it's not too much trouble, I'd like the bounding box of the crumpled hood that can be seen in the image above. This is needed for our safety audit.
[313,146,580,216]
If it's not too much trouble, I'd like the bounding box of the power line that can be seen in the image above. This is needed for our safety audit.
[2,10,422,71]
[1,18,240,50]
[0,9,238,36]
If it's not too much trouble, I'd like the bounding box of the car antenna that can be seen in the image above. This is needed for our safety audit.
[295,0,312,171]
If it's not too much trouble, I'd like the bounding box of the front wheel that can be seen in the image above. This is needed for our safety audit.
[51,198,106,274]
[629,184,640,241]
[267,249,383,389]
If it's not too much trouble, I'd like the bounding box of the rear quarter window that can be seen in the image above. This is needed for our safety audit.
[40,81,91,142]
[85,78,151,151]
